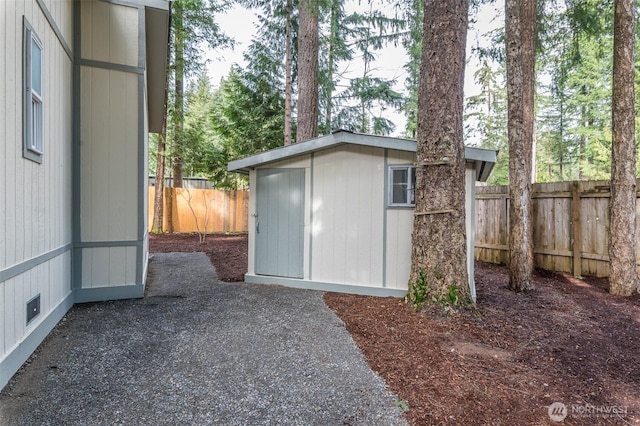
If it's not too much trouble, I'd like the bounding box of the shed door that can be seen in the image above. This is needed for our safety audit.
[255,168,305,278]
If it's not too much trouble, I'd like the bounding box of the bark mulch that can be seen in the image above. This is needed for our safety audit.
[150,233,640,425]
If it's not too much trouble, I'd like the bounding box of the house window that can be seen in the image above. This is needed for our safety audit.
[388,165,416,207]
[23,18,43,163]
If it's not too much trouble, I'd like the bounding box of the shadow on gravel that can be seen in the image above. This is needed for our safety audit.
[0,252,406,426]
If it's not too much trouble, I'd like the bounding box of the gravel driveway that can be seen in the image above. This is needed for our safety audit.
[0,252,407,425]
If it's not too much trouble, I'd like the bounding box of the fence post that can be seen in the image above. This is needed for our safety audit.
[572,181,582,278]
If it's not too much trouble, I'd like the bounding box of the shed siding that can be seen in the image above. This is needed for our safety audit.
[465,164,476,299]
[0,0,73,386]
[311,145,385,287]
[384,151,475,292]
[384,150,415,289]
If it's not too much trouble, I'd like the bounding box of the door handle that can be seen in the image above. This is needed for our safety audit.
[256,220,260,234]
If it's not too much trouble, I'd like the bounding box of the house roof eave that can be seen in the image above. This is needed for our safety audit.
[145,3,170,134]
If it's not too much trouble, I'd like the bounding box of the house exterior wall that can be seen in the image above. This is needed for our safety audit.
[75,0,149,301]
[1,0,166,391]
[0,0,74,389]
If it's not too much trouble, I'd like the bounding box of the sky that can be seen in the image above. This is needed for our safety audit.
[206,1,504,138]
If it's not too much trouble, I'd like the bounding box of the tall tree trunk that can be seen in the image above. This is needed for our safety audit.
[172,1,184,187]
[166,180,174,234]
[325,0,339,134]
[152,129,167,233]
[531,133,537,182]
[609,0,638,296]
[152,55,171,234]
[284,0,293,146]
[408,0,469,307]
[296,0,319,142]
[506,0,535,292]
[578,86,587,180]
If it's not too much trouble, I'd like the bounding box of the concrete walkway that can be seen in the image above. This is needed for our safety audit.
[0,253,407,425]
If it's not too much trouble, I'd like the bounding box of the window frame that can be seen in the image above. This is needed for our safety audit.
[23,17,44,163]
[387,164,416,207]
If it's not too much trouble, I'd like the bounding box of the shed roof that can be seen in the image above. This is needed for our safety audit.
[228,130,497,182]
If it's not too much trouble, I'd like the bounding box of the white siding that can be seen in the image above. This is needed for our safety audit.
[385,149,415,289]
[0,0,73,268]
[465,164,476,299]
[81,247,138,288]
[79,66,139,242]
[0,0,73,365]
[42,0,73,50]
[80,0,139,67]
[78,0,143,291]
[1,252,71,359]
[311,145,385,287]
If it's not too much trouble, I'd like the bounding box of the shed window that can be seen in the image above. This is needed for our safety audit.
[23,18,43,163]
[388,165,416,206]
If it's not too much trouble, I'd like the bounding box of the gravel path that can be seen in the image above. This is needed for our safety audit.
[0,252,407,425]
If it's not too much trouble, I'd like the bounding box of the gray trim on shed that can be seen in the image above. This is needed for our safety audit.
[244,274,408,298]
[228,130,497,182]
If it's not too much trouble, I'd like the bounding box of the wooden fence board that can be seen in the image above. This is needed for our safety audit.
[475,179,640,278]
[148,187,249,233]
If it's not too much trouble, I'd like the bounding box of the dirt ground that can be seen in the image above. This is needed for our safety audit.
[150,233,640,425]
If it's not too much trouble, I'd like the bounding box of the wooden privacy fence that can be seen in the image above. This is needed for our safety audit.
[148,187,249,233]
[475,180,640,278]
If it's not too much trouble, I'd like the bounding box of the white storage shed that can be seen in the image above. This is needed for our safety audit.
[228,131,496,298]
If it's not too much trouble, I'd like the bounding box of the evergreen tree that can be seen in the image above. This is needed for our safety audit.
[408,0,470,308]
[207,66,286,188]
[398,0,422,139]
[609,0,638,296]
[169,0,232,187]
[331,6,405,135]
[465,61,509,184]
[297,0,320,141]
[506,0,536,292]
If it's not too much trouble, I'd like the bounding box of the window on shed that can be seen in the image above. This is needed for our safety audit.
[23,18,43,163]
[388,165,416,206]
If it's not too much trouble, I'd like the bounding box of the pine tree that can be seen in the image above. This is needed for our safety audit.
[297,0,320,141]
[505,0,536,292]
[609,0,638,296]
[408,0,470,309]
